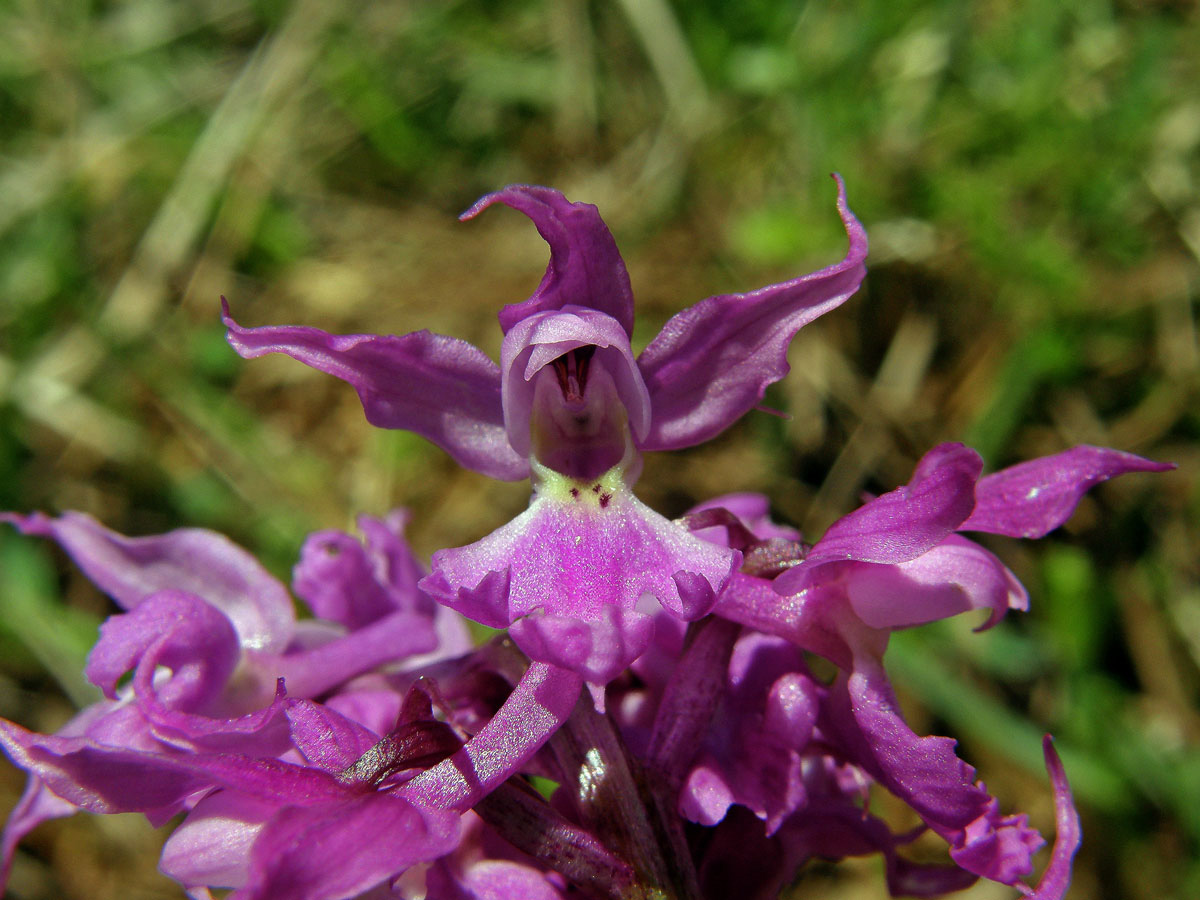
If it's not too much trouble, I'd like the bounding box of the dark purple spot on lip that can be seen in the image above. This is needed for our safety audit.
[591,484,601,493]
[600,493,612,508]
[569,487,580,500]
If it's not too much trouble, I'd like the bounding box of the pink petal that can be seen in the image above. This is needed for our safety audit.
[2,511,295,652]
[637,175,867,450]
[1018,737,1082,900]
[232,793,461,900]
[423,487,737,681]
[460,185,635,337]
[223,301,527,481]
[962,445,1173,538]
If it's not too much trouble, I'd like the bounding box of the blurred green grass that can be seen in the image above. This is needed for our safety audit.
[0,1,1196,898]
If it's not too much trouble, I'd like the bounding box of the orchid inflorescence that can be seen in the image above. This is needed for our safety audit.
[0,177,1170,900]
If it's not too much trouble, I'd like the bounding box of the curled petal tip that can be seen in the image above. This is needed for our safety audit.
[459,183,553,222]
[1017,736,1081,900]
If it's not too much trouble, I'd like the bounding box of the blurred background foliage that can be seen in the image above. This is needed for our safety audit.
[0,0,1196,898]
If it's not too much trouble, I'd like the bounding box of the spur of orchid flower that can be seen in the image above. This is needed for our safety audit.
[223,176,867,691]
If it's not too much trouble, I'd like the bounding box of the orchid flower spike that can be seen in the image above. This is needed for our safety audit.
[224,177,868,691]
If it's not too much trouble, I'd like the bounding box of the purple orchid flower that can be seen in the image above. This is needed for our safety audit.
[694,444,1167,897]
[0,511,465,893]
[678,630,984,899]
[223,176,867,689]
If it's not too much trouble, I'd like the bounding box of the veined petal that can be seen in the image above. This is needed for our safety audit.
[637,175,868,451]
[1,511,294,653]
[460,185,635,336]
[222,300,528,481]
[961,445,1173,538]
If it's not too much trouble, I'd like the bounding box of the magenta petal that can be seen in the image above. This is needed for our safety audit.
[423,490,737,680]
[2,511,295,652]
[806,443,983,567]
[161,790,277,890]
[688,492,803,543]
[4,513,295,657]
[402,662,582,812]
[284,700,381,772]
[453,858,569,900]
[962,445,1174,538]
[85,590,240,708]
[509,607,654,686]
[1018,737,1082,900]
[842,535,1027,631]
[357,511,429,612]
[636,175,867,451]
[680,764,737,826]
[1,778,76,893]
[293,530,400,628]
[826,650,1050,883]
[950,802,1044,884]
[323,691,406,743]
[223,301,527,481]
[461,185,635,337]
[258,610,439,699]
[779,801,980,898]
[680,634,816,834]
[233,793,461,900]
[500,306,651,455]
[0,719,214,814]
[826,652,992,832]
[137,683,290,755]
[774,443,982,597]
